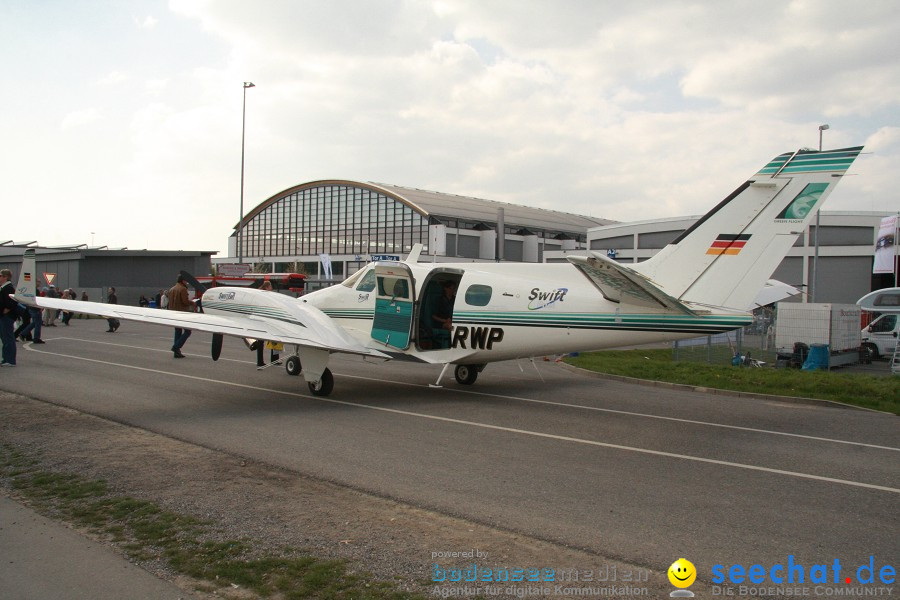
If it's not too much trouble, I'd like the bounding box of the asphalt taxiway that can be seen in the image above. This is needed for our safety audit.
[1,321,897,586]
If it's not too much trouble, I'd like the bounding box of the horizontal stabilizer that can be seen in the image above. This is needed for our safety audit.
[567,253,694,314]
[752,279,800,309]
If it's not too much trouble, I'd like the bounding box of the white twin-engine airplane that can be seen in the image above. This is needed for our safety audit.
[15,146,863,396]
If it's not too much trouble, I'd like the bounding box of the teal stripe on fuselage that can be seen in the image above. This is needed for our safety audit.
[324,308,749,334]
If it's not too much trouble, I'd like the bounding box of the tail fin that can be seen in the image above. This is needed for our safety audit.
[633,146,863,311]
[13,249,38,306]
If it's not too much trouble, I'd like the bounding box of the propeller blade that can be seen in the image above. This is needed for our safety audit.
[178,270,208,293]
[211,333,223,361]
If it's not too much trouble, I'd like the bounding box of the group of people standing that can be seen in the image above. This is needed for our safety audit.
[42,285,82,327]
[0,270,285,368]
[1,273,90,366]
[0,270,201,366]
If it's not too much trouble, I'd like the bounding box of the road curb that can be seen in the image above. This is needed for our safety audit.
[555,361,886,413]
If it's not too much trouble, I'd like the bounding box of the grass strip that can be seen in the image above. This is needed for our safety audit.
[0,444,423,600]
[565,349,899,415]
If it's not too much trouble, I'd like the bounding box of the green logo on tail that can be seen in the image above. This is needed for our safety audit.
[776,183,828,220]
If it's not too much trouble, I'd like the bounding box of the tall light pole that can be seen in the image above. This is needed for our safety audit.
[811,124,829,302]
[238,81,255,265]
[818,123,829,152]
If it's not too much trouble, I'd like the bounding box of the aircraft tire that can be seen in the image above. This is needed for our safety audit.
[285,356,302,376]
[454,364,478,385]
[308,368,334,396]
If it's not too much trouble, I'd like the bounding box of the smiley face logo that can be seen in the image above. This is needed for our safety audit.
[668,558,696,588]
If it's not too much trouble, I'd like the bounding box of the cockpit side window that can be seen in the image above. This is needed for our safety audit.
[355,269,376,292]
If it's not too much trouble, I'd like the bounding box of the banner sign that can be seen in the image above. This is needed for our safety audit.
[319,253,333,279]
[218,263,251,277]
[873,215,898,274]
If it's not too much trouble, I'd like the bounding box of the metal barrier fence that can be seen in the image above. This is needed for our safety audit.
[672,308,778,366]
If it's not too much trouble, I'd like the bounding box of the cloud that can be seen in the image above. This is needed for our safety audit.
[176,1,900,229]
[98,71,130,86]
[134,14,158,29]
[5,0,898,254]
[60,108,102,130]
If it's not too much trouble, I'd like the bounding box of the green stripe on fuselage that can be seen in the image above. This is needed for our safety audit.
[325,308,749,333]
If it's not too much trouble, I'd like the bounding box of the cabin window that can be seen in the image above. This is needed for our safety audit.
[355,269,376,292]
[465,284,492,306]
[378,276,409,299]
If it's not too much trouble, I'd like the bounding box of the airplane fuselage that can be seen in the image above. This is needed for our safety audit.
[301,261,751,365]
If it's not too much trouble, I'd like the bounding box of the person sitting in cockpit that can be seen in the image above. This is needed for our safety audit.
[431,280,456,348]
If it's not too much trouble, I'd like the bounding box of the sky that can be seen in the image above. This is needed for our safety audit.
[2,0,898,256]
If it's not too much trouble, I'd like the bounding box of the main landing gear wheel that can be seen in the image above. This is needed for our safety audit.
[285,356,302,376]
[307,368,334,396]
[454,364,479,385]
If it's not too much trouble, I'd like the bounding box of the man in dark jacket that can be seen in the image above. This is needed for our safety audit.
[0,269,18,366]
[167,275,195,358]
[106,287,120,332]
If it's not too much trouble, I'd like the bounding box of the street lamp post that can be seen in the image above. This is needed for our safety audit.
[811,124,829,302]
[238,81,255,265]
[818,124,829,152]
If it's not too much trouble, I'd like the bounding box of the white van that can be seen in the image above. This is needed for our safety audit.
[861,314,900,359]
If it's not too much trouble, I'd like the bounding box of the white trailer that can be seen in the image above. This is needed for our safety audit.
[774,303,862,367]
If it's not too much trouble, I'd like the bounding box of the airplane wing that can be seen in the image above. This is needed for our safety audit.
[566,253,696,315]
[19,296,388,359]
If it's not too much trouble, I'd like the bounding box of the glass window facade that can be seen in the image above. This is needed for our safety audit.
[238,184,429,258]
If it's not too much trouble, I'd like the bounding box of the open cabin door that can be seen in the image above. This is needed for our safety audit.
[371,263,416,350]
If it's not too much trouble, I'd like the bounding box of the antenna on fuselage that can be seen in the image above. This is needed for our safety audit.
[405,243,423,264]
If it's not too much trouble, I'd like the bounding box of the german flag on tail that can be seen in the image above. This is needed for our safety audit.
[706,234,751,255]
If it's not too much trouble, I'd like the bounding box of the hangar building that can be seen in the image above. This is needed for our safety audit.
[0,244,215,306]
[227,180,615,280]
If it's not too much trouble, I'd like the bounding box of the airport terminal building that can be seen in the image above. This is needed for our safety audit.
[226,180,614,280]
